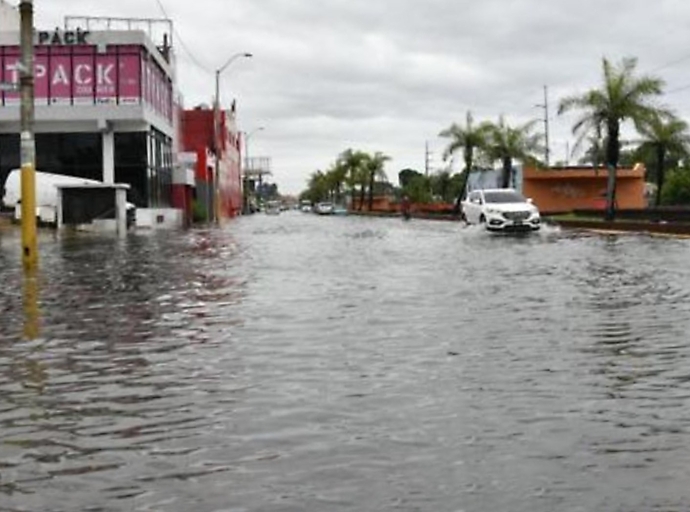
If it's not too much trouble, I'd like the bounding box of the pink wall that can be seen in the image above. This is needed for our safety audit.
[0,43,172,120]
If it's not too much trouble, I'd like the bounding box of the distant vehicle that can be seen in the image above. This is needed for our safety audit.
[333,204,348,215]
[300,200,312,213]
[2,169,136,226]
[265,200,281,215]
[461,188,540,232]
[314,202,334,215]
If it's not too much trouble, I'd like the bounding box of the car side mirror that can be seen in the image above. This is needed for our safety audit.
[526,198,533,204]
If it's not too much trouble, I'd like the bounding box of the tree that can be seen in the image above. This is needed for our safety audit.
[558,57,665,219]
[637,113,690,206]
[482,115,543,189]
[430,170,453,202]
[405,174,432,203]
[337,149,368,210]
[398,168,422,188]
[366,151,390,211]
[439,111,488,211]
[661,168,690,205]
[303,170,329,203]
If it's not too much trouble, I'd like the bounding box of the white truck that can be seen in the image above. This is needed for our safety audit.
[2,169,135,226]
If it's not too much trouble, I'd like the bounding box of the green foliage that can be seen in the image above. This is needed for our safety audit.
[300,149,390,208]
[482,115,543,188]
[192,200,208,223]
[404,174,432,203]
[660,168,690,205]
[559,56,665,168]
[439,111,487,174]
[398,168,422,188]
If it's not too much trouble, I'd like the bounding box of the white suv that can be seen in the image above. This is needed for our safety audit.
[461,188,540,232]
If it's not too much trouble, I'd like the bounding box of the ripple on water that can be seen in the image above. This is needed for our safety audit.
[1,216,690,511]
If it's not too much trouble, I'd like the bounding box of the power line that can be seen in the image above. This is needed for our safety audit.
[153,0,213,75]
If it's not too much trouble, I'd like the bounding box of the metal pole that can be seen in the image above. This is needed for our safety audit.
[213,69,220,224]
[543,85,550,169]
[19,0,37,270]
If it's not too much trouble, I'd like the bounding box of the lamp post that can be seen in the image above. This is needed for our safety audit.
[213,51,252,223]
[242,127,264,213]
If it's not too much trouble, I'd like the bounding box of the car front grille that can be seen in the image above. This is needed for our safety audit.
[503,211,531,221]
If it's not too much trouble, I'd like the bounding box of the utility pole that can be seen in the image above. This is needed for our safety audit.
[536,85,550,168]
[19,0,37,270]
[424,141,431,177]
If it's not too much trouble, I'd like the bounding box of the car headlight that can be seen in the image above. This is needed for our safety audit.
[485,208,500,215]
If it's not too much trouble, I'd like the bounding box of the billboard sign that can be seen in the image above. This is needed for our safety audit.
[0,44,172,121]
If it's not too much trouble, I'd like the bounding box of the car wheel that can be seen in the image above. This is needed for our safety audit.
[479,214,486,224]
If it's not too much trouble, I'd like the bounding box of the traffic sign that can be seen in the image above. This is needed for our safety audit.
[0,82,19,92]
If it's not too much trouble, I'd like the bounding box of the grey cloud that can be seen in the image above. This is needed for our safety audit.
[26,0,690,193]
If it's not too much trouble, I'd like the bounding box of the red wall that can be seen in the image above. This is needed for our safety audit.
[181,107,242,217]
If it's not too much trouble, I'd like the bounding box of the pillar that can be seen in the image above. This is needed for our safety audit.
[103,130,115,184]
[115,187,127,237]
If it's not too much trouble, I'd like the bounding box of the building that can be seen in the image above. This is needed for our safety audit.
[243,156,272,213]
[463,164,646,214]
[180,104,242,220]
[0,18,185,227]
[522,165,647,214]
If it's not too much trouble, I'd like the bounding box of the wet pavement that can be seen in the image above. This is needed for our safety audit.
[2,213,690,511]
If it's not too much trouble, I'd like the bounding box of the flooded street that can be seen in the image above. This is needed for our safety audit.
[2,214,690,511]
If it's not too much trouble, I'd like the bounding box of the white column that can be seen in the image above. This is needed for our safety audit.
[115,187,127,236]
[56,187,63,229]
[102,130,115,184]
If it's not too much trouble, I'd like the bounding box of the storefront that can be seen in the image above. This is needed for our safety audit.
[0,28,176,210]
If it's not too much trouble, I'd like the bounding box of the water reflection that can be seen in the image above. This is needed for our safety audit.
[1,217,690,511]
[23,268,40,341]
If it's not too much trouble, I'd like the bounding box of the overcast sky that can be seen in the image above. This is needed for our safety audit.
[26,0,690,193]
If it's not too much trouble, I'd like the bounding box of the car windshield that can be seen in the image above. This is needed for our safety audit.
[483,191,526,203]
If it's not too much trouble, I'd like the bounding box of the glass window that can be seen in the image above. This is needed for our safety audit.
[483,190,526,204]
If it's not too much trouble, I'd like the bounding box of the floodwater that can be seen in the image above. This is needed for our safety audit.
[2,214,690,511]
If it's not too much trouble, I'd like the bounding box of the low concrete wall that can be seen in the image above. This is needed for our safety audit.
[135,208,184,229]
[551,218,690,236]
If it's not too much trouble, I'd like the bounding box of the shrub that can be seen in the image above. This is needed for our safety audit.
[660,168,690,206]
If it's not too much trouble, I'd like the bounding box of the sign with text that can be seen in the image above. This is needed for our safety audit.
[0,44,172,121]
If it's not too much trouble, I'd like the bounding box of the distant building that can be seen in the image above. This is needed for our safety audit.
[522,164,646,214]
[181,105,242,220]
[464,163,646,214]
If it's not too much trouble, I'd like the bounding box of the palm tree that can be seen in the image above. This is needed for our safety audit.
[366,152,390,211]
[337,149,368,210]
[558,57,665,219]
[637,113,690,206]
[439,110,487,212]
[483,115,543,189]
[306,170,328,203]
[326,161,348,204]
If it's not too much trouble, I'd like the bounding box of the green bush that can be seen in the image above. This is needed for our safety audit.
[192,200,208,223]
[660,168,690,205]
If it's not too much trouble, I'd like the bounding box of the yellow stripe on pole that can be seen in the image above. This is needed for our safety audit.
[20,160,37,270]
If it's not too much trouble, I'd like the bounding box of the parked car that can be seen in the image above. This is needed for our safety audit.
[461,188,540,232]
[314,202,334,215]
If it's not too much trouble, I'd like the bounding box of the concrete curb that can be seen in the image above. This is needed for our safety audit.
[549,218,690,237]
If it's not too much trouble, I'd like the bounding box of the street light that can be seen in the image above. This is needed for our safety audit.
[212,51,252,223]
[242,127,264,214]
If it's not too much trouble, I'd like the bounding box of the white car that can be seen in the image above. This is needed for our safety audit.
[314,202,334,215]
[461,188,540,232]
